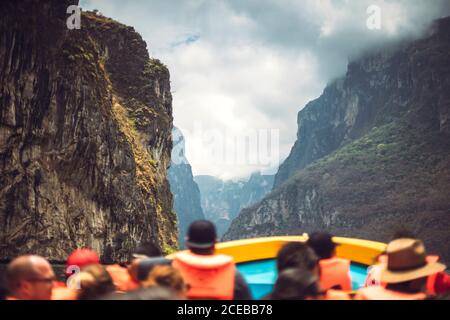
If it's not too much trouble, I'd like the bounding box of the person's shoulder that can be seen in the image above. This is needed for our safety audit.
[233,269,253,300]
[234,269,246,283]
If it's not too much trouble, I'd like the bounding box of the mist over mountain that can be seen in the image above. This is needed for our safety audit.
[80,0,450,179]
[225,17,450,264]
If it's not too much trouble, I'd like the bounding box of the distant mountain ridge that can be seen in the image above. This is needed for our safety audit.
[195,173,274,237]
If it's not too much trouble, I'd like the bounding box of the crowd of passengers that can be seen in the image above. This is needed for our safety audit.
[1,220,449,300]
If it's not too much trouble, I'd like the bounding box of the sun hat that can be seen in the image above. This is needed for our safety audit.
[66,248,100,276]
[380,239,446,284]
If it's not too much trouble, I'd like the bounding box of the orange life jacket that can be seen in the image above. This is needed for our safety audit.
[432,272,450,295]
[319,257,352,291]
[106,264,139,293]
[172,251,235,300]
[355,286,426,300]
[51,287,78,300]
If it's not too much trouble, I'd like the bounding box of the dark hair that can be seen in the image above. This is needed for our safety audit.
[77,264,116,300]
[130,242,162,260]
[386,277,427,294]
[391,229,416,241]
[306,232,336,260]
[276,242,319,273]
[142,265,186,293]
[271,269,321,300]
[190,247,215,255]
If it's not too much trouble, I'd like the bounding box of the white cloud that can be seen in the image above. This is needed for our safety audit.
[80,0,450,179]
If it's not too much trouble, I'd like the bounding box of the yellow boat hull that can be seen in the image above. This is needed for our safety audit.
[214,236,387,266]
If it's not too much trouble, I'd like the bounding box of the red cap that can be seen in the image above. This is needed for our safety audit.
[66,248,100,276]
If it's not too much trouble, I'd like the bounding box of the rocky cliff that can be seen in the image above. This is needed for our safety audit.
[168,128,204,247]
[225,17,450,264]
[0,0,178,262]
[195,173,274,237]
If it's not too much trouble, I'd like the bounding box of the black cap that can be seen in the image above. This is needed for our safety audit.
[306,232,337,260]
[185,220,217,249]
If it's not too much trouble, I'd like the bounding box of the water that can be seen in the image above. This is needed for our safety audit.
[237,259,368,299]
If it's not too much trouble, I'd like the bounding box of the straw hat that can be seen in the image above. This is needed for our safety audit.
[380,239,446,283]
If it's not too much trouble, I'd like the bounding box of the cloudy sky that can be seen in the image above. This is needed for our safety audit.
[80,0,450,180]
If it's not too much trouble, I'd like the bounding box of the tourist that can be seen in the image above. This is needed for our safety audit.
[128,242,172,282]
[269,269,322,300]
[307,232,352,291]
[141,265,187,298]
[364,229,417,288]
[277,242,320,274]
[5,255,56,300]
[275,242,351,300]
[172,220,252,300]
[355,239,446,300]
[104,249,141,293]
[76,264,116,300]
[365,231,450,296]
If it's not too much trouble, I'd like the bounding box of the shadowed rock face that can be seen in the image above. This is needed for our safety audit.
[0,0,177,262]
[168,128,205,247]
[225,17,450,264]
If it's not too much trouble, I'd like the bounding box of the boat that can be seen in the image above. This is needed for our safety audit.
[213,235,387,299]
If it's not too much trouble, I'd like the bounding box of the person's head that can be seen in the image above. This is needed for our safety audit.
[276,242,319,276]
[391,229,416,241]
[76,264,116,300]
[66,248,100,277]
[128,241,163,282]
[6,255,56,300]
[382,239,446,294]
[185,220,217,255]
[271,269,322,300]
[130,241,162,261]
[306,232,336,260]
[141,265,187,297]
